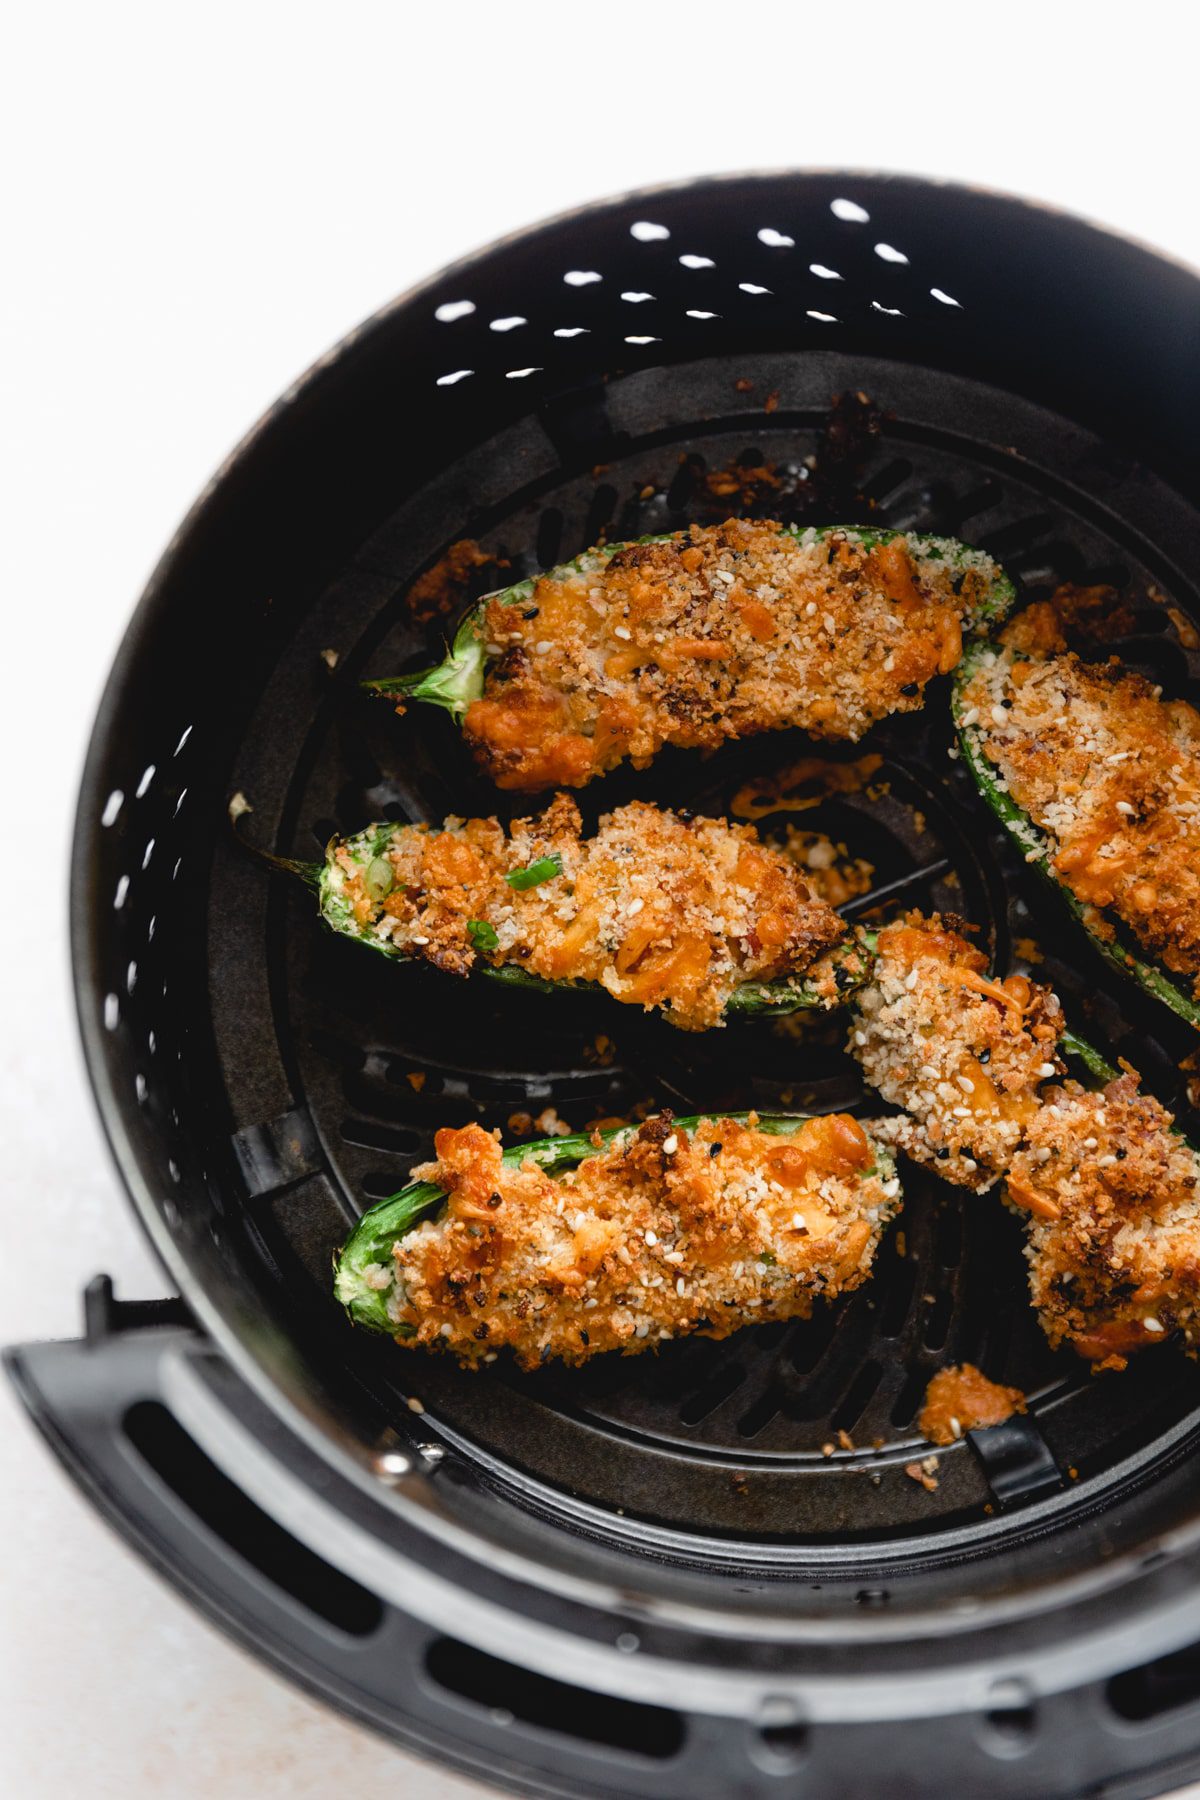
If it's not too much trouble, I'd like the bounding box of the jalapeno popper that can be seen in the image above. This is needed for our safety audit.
[370,523,1015,792]
[954,603,1200,1029]
[334,1110,900,1368]
[848,911,1200,1366]
[309,793,868,1029]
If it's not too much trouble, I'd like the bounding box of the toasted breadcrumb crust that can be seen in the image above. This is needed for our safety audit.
[849,914,1064,1192]
[961,620,1200,999]
[322,794,851,1030]
[1009,1075,1200,1366]
[378,1112,899,1369]
[465,523,1000,790]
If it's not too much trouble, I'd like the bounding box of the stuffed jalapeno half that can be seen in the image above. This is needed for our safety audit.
[334,1109,900,1368]
[369,522,1016,792]
[953,607,1200,1030]
[304,792,871,1030]
[848,910,1200,1367]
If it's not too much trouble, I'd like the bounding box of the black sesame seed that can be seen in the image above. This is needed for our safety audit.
[522,607,539,619]
[900,682,919,697]
[709,1142,723,1157]
[473,1323,489,1340]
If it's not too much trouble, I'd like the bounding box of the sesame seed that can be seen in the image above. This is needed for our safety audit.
[412,935,430,945]
[823,613,836,634]
[805,601,818,617]
[951,1106,971,1119]
[1038,1062,1057,1079]
[613,624,632,641]
[1144,1317,1165,1333]
[905,969,919,990]
[627,896,644,916]
[664,1249,685,1264]
[662,1134,679,1156]
[644,1228,658,1246]
[1115,800,1136,817]
[675,1276,687,1296]
[956,1075,975,1094]
[990,705,1008,726]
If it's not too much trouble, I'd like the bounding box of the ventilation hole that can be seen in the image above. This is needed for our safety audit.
[679,1362,747,1424]
[135,764,156,798]
[831,1360,882,1433]
[167,1157,181,1184]
[931,287,962,307]
[536,507,564,569]
[147,1029,156,1054]
[630,220,669,241]
[553,326,588,337]
[173,788,188,816]
[890,1367,928,1428]
[806,310,839,324]
[757,227,794,248]
[809,264,842,280]
[621,290,655,303]
[126,960,138,994]
[874,243,909,264]
[113,874,130,910]
[871,301,904,315]
[984,1705,1036,1746]
[173,725,193,756]
[831,197,870,223]
[362,1169,409,1200]
[340,1119,423,1154]
[616,1631,639,1653]
[135,1073,148,1105]
[738,282,772,295]
[489,316,527,332]
[1108,1643,1200,1721]
[583,484,618,543]
[686,309,718,320]
[924,1290,954,1352]
[102,789,124,827]
[104,993,120,1031]
[123,1402,383,1635]
[625,336,660,346]
[425,1639,683,1760]
[788,1309,841,1375]
[435,300,475,323]
[859,457,915,503]
[505,367,540,380]
[435,369,473,387]
[141,838,155,870]
[678,253,714,269]
[752,1712,809,1772]
[736,1385,783,1438]
[879,1257,918,1337]
[935,1208,963,1269]
[147,915,156,941]
[563,269,602,287]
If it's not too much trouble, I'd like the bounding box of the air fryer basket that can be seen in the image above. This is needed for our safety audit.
[11,173,1200,1798]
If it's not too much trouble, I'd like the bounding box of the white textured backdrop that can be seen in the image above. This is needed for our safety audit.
[2,3,1197,1794]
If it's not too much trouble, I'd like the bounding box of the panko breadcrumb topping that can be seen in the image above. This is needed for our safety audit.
[960,625,1200,999]
[377,1111,899,1368]
[1008,1074,1200,1368]
[321,793,855,1030]
[465,522,1005,789]
[849,914,1064,1191]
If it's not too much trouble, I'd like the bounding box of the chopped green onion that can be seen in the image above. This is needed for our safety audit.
[506,853,563,891]
[364,856,394,900]
[467,919,499,953]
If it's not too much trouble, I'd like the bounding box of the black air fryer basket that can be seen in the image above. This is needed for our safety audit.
[10,173,1200,1799]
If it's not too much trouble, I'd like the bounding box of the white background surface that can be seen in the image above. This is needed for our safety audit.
[2,4,1198,1795]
